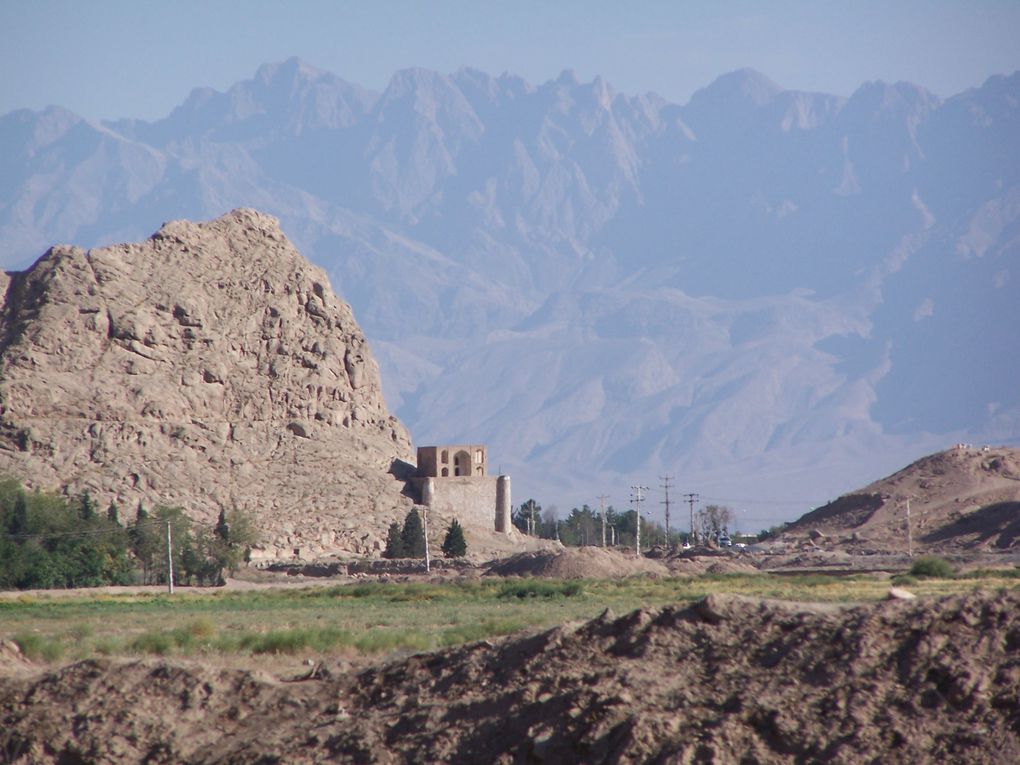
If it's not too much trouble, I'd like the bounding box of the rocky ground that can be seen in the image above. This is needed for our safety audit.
[2,589,1019,763]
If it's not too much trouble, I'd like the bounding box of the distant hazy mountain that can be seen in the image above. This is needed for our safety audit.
[2,58,1018,525]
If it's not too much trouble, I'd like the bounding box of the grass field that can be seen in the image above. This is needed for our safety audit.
[3,572,1020,666]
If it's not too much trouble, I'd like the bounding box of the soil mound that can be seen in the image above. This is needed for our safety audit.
[3,591,1020,763]
[485,547,668,578]
[784,445,1020,553]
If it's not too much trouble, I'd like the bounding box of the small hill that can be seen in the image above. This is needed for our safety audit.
[0,210,423,558]
[784,445,1020,551]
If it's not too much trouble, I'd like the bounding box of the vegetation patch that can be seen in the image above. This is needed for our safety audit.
[909,556,956,579]
[498,580,584,599]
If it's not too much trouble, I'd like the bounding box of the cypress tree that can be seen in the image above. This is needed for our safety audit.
[215,508,230,543]
[441,519,467,558]
[383,522,405,559]
[107,501,120,525]
[79,492,96,521]
[400,509,426,558]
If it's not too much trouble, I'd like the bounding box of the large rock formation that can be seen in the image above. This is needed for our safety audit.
[0,209,418,558]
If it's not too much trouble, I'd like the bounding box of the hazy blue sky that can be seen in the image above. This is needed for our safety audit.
[3,0,1019,121]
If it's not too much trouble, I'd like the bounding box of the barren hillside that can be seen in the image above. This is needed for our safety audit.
[785,445,1020,552]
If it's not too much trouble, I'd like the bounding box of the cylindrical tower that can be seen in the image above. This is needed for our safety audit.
[495,474,511,533]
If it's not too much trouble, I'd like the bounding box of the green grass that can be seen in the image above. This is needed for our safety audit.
[3,572,1018,665]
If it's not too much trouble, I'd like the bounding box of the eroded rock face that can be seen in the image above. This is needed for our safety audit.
[0,209,415,557]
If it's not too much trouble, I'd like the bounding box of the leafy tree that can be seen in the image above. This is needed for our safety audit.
[441,519,467,558]
[0,479,132,589]
[695,505,733,543]
[383,522,405,559]
[152,505,194,587]
[513,499,541,535]
[400,509,426,558]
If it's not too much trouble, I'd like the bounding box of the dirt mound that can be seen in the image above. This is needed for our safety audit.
[484,547,668,578]
[783,445,1020,553]
[3,591,1020,763]
[0,640,32,676]
[649,546,761,576]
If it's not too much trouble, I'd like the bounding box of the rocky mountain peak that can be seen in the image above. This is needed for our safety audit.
[0,209,417,558]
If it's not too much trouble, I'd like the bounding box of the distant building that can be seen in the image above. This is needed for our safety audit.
[412,445,510,533]
[416,445,487,478]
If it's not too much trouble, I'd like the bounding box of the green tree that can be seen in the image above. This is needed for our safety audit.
[106,501,120,525]
[400,509,426,558]
[0,479,132,589]
[383,522,405,559]
[152,505,194,587]
[441,519,467,558]
[513,499,541,535]
[215,508,230,543]
[130,503,161,584]
[78,492,96,521]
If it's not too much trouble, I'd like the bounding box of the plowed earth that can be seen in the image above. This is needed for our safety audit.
[3,591,1020,763]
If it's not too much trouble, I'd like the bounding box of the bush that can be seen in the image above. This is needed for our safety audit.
[13,633,64,662]
[497,581,583,599]
[909,556,956,579]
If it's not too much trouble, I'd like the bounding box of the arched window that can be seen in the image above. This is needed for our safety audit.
[454,450,471,477]
[475,449,483,464]
[475,466,484,476]
[441,467,449,477]
[441,450,449,464]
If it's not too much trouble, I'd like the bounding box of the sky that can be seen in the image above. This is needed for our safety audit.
[2,0,1020,122]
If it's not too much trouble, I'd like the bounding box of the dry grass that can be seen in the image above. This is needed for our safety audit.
[3,572,1019,668]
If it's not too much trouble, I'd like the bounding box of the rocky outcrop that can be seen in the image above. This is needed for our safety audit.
[0,209,416,558]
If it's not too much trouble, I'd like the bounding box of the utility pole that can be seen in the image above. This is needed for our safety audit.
[166,521,174,595]
[631,485,648,556]
[905,497,913,558]
[423,505,431,573]
[660,476,673,547]
[685,492,700,546]
[598,495,610,547]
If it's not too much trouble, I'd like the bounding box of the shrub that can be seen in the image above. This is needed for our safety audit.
[909,556,955,579]
[497,580,583,599]
[13,633,64,662]
[130,631,174,655]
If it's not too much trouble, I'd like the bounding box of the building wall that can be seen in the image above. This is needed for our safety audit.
[414,476,498,530]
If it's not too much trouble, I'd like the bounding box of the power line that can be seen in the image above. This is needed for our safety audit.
[0,516,221,543]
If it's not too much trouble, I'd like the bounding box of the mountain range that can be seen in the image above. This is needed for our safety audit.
[2,58,1018,526]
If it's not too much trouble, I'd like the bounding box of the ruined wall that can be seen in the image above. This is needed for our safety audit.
[416,476,498,530]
